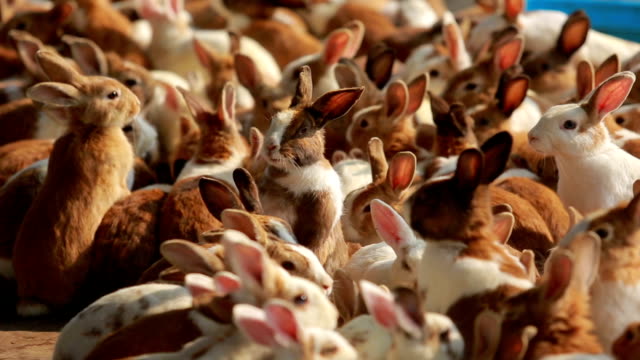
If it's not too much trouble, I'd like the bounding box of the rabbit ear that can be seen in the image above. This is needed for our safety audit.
[504,0,524,23]
[561,231,600,291]
[366,43,395,89]
[493,212,514,245]
[384,81,409,122]
[392,287,424,338]
[405,74,428,116]
[323,29,352,66]
[386,152,416,193]
[568,206,583,228]
[595,54,620,86]
[309,87,364,128]
[583,71,636,121]
[160,239,224,275]
[221,209,264,244]
[27,82,81,107]
[36,50,83,85]
[64,35,108,76]
[265,300,302,347]
[634,180,640,197]
[167,0,183,17]
[368,137,388,183]
[493,36,523,73]
[344,20,365,59]
[480,131,513,184]
[472,310,502,360]
[234,304,278,347]
[332,269,360,323]
[556,10,590,58]
[233,168,263,214]
[496,74,529,116]
[371,199,414,254]
[455,149,483,192]
[235,54,262,93]
[213,271,242,296]
[576,60,595,100]
[184,273,216,298]
[224,230,275,294]
[249,127,264,161]
[199,176,245,219]
[10,30,45,77]
[443,11,472,71]
[51,1,75,24]
[138,0,167,20]
[500,326,538,360]
[193,38,217,69]
[542,250,574,301]
[360,280,398,330]
[334,62,359,89]
[291,65,312,108]
[519,250,539,283]
[626,190,640,224]
[218,82,236,124]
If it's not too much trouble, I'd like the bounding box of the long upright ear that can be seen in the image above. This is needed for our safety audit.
[443,11,472,71]
[541,250,574,301]
[199,176,245,219]
[233,304,278,347]
[36,50,83,85]
[139,0,167,20]
[405,74,428,116]
[366,43,395,89]
[583,71,636,121]
[556,10,590,58]
[455,149,483,192]
[223,230,272,292]
[343,20,365,59]
[493,212,515,244]
[386,152,416,194]
[265,300,302,347]
[27,82,81,107]
[221,209,265,244]
[359,280,398,330]
[10,30,45,77]
[235,54,262,93]
[557,230,601,291]
[576,60,595,100]
[233,168,263,214]
[309,86,364,127]
[63,35,108,76]
[504,0,524,23]
[51,2,75,25]
[323,29,352,66]
[384,81,409,122]
[472,310,502,360]
[290,65,312,108]
[160,239,225,275]
[493,36,523,73]
[218,82,236,125]
[392,287,424,338]
[368,137,388,183]
[496,74,529,116]
[334,62,359,89]
[167,0,183,17]
[430,91,450,119]
[480,131,513,184]
[371,199,415,255]
[595,54,621,87]
[193,38,217,69]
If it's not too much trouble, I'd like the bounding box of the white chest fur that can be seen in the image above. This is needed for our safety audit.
[419,240,532,313]
[590,280,640,352]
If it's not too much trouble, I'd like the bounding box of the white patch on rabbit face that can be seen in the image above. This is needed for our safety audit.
[529,104,597,156]
[590,280,640,351]
[304,328,358,360]
[280,275,338,329]
[285,244,333,293]
[263,109,294,161]
[390,241,426,290]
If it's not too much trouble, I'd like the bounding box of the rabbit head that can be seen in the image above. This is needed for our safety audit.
[528,72,636,157]
[521,10,590,100]
[410,132,512,242]
[430,93,478,156]
[468,71,530,143]
[347,74,427,158]
[0,2,73,45]
[193,32,240,104]
[28,50,140,130]
[342,137,416,245]
[9,29,64,81]
[262,65,363,171]
[613,322,640,360]
[360,281,465,359]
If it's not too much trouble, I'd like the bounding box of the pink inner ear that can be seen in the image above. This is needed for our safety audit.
[371,200,405,249]
[168,0,182,16]
[388,155,415,191]
[185,274,216,298]
[213,273,241,296]
[193,39,211,67]
[361,282,398,330]
[324,31,351,65]
[505,0,524,20]
[139,0,165,20]
[234,244,264,287]
[444,24,459,63]
[544,254,573,301]
[596,78,634,115]
[496,40,522,71]
[164,85,180,112]
[266,304,300,345]
[237,316,276,346]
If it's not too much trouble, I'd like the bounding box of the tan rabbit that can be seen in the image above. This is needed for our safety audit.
[193,32,243,107]
[430,92,478,157]
[259,66,363,273]
[0,2,73,46]
[12,50,139,316]
[342,137,416,245]
[613,322,640,360]
[0,138,52,186]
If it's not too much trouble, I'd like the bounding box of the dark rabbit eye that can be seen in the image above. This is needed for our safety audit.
[541,62,551,71]
[360,119,369,128]
[595,228,610,240]
[616,116,625,125]
[293,294,308,305]
[429,69,440,78]
[122,124,134,132]
[465,82,477,91]
[15,22,27,30]
[124,79,138,87]
[477,118,490,127]
[300,127,308,135]
[107,91,119,100]
[281,261,295,270]
[562,120,577,130]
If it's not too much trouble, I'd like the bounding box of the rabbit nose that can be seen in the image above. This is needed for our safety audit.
[267,144,278,152]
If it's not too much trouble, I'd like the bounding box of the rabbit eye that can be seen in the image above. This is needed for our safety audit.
[122,124,134,133]
[293,294,308,305]
[541,62,551,71]
[562,120,577,130]
[616,116,625,125]
[360,119,369,128]
[299,127,309,135]
[464,82,477,91]
[107,91,119,100]
[429,69,440,78]
[320,346,338,356]
[477,118,490,127]
[15,21,27,30]
[124,79,138,87]
[595,227,611,240]
[626,329,635,341]
[281,260,295,270]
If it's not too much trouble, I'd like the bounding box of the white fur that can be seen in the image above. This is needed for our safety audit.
[382,0,438,28]
[53,284,192,360]
[339,315,392,360]
[176,147,247,186]
[285,243,334,292]
[510,96,542,133]
[590,280,640,353]
[419,240,533,313]
[264,110,294,149]
[610,127,640,148]
[126,168,136,190]
[343,243,396,282]
[267,218,297,244]
[131,19,152,50]
[132,115,160,163]
[333,158,372,199]
[497,168,541,181]
[34,111,68,140]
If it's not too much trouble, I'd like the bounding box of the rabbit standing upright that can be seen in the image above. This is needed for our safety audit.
[12,50,139,316]
[529,71,640,214]
[259,66,363,274]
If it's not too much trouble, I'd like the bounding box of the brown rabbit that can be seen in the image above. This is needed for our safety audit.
[12,50,139,316]
[193,32,240,107]
[430,92,477,157]
[259,65,363,273]
[0,1,74,46]
[613,322,640,360]
[0,138,52,186]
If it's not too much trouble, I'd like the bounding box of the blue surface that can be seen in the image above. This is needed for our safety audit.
[527,0,640,42]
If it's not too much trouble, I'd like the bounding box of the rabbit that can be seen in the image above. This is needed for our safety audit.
[382,0,438,29]
[430,92,477,157]
[613,322,640,360]
[342,137,416,245]
[528,71,640,214]
[258,65,363,273]
[347,74,427,158]
[235,300,358,360]
[137,0,281,87]
[490,231,603,359]
[339,281,465,360]
[342,199,425,290]
[53,282,194,360]
[410,132,533,314]
[0,138,52,186]
[0,1,73,47]
[610,104,640,133]
[12,50,139,316]
[442,34,523,109]
[175,84,249,183]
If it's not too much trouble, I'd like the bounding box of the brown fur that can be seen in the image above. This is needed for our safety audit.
[510,132,558,188]
[430,94,477,157]
[613,322,640,360]
[0,98,38,146]
[131,157,157,190]
[326,3,396,56]
[0,138,52,186]
[0,44,23,78]
[0,2,73,46]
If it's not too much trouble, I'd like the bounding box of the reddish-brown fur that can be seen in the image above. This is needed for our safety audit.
[0,139,52,186]
[326,3,396,56]
[0,98,39,146]
[430,93,478,157]
[613,322,640,360]
[0,2,73,46]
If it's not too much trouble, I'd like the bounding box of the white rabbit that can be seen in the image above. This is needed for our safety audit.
[528,71,640,214]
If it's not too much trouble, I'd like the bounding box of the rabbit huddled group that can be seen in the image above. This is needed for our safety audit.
[3,0,640,359]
